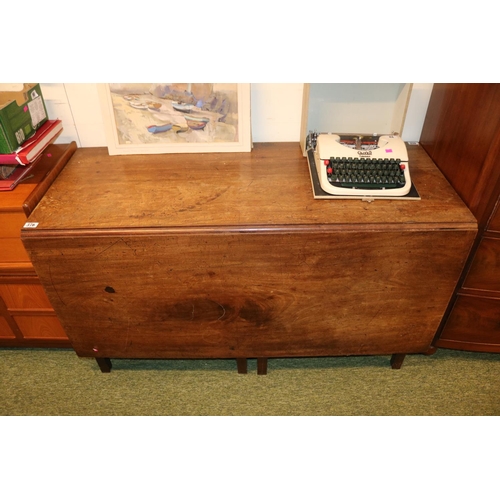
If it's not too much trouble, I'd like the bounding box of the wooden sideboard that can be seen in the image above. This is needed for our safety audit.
[0,142,76,347]
[420,83,500,352]
[21,143,476,372]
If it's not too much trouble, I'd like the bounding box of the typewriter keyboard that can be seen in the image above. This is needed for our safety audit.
[325,157,406,190]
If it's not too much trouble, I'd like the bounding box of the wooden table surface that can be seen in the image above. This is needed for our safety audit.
[23,142,476,234]
[21,143,478,371]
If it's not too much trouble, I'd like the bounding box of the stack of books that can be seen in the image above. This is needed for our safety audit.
[0,119,63,191]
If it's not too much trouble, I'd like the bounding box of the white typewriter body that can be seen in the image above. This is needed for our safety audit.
[314,133,412,197]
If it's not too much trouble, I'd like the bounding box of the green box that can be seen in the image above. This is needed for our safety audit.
[0,83,48,154]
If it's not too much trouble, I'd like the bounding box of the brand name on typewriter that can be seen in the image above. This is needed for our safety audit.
[357,151,373,156]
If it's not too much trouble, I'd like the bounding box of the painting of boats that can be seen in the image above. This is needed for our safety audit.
[184,115,210,130]
[147,102,163,111]
[147,123,173,134]
[98,83,252,154]
[129,101,149,110]
[172,102,195,113]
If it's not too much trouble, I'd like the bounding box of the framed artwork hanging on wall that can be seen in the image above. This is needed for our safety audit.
[98,83,252,155]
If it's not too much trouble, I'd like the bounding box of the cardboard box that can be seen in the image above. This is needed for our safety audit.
[0,83,48,154]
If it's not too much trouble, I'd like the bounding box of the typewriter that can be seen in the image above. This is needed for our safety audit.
[307,132,412,197]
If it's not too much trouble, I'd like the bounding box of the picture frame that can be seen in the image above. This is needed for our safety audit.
[98,83,252,155]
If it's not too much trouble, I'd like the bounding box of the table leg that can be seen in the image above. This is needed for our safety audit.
[257,358,268,375]
[390,354,406,369]
[236,358,248,374]
[96,357,112,373]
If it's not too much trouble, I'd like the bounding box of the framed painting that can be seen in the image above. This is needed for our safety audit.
[98,83,252,155]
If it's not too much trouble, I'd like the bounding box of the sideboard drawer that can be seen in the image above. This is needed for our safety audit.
[0,212,27,238]
[0,316,16,338]
[12,314,67,339]
[0,142,76,348]
[463,237,500,292]
[0,283,53,310]
[488,199,500,232]
[1,239,31,262]
[440,295,500,346]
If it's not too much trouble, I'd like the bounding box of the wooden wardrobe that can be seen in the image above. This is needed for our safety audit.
[420,83,500,352]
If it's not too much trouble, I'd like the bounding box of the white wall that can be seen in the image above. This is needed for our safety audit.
[38,83,433,148]
[400,83,434,142]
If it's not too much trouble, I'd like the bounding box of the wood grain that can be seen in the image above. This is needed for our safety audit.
[22,142,77,216]
[488,199,500,232]
[421,84,500,353]
[0,213,27,238]
[437,295,500,351]
[420,83,500,229]
[463,237,500,292]
[0,143,76,348]
[0,284,54,309]
[0,315,16,338]
[22,143,476,232]
[24,229,474,359]
[21,143,476,365]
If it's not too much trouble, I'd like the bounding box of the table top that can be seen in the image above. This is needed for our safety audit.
[23,142,477,236]
[0,143,77,214]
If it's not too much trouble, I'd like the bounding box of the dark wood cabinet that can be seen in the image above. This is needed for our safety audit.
[420,83,500,352]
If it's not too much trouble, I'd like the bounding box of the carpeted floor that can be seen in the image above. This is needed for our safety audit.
[1,347,499,416]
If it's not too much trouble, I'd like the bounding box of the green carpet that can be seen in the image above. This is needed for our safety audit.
[1,347,499,416]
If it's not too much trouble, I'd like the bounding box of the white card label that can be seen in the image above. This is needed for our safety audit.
[28,96,47,127]
[23,222,39,228]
